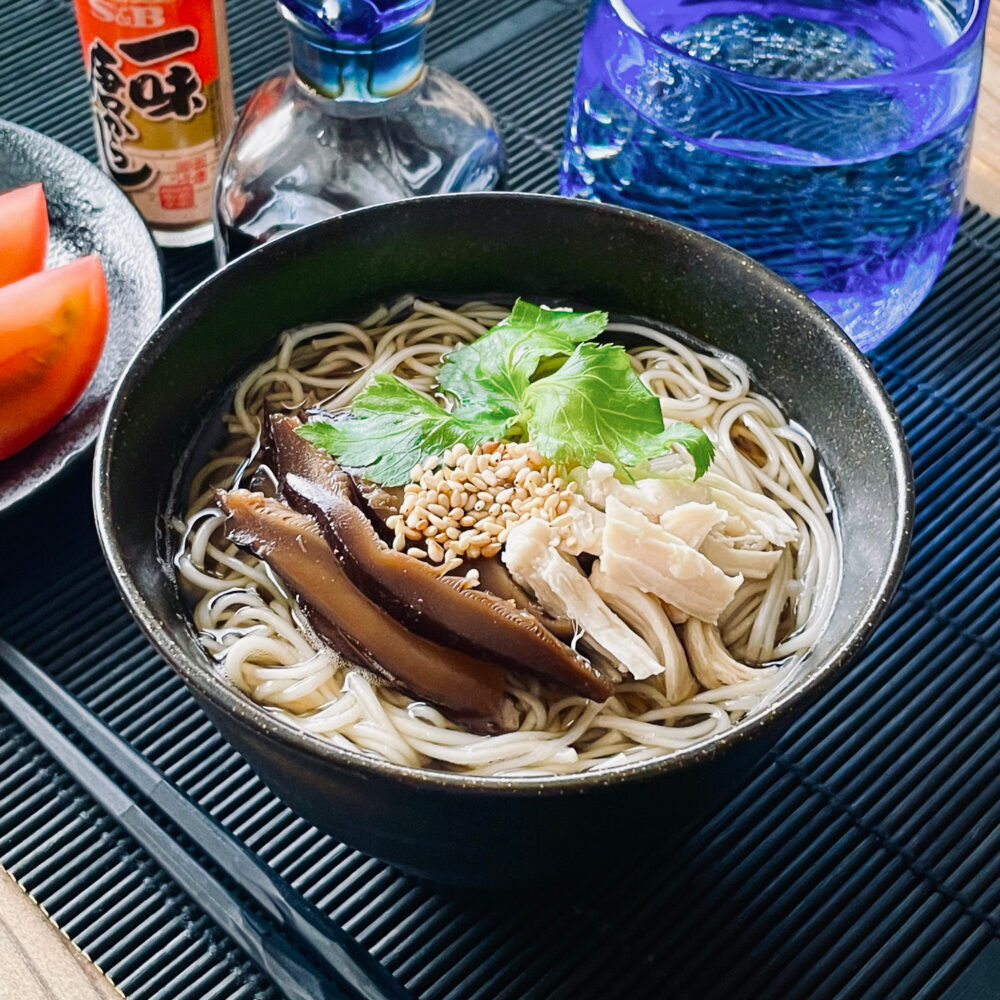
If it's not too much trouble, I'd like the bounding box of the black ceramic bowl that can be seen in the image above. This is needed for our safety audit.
[95,194,912,886]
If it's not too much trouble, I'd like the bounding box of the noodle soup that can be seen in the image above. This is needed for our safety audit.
[174,297,840,777]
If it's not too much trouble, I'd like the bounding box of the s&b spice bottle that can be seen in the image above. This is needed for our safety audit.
[73,0,235,246]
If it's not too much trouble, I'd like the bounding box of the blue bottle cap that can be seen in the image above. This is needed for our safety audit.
[280,0,434,99]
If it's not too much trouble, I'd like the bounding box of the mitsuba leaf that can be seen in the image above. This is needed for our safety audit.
[298,302,714,488]
[438,298,607,421]
[648,421,716,480]
[522,343,715,478]
[296,374,502,486]
[522,343,665,467]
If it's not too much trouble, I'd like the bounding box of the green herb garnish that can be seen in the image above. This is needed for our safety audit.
[647,421,716,480]
[296,375,502,486]
[438,299,607,425]
[522,342,664,467]
[298,300,714,485]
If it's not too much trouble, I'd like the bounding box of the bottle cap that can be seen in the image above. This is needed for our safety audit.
[281,0,433,99]
[279,0,433,45]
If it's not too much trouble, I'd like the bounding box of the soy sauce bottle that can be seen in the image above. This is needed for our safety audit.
[214,0,505,262]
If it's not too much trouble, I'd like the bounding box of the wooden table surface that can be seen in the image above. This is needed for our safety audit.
[2,8,1000,997]
[967,3,1000,213]
[0,868,121,999]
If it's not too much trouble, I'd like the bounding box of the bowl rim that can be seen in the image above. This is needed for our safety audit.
[94,191,914,795]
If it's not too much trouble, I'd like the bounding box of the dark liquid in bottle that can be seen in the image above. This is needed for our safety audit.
[215,191,347,263]
[216,220,266,263]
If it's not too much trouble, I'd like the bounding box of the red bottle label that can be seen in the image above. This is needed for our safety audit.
[73,0,233,231]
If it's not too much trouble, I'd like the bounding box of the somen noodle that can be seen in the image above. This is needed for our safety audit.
[175,297,839,776]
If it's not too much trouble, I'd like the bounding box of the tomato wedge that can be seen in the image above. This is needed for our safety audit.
[0,183,49,288]
[0,254,109,460]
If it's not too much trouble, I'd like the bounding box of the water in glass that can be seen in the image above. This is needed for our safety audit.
[561,0,986,350]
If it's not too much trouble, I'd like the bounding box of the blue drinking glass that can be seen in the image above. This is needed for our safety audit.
[560,0,988,351]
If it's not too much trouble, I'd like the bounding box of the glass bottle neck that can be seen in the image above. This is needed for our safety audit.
[283,2,433,101]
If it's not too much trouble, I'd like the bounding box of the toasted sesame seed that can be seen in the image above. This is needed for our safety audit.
[393,441,580,565]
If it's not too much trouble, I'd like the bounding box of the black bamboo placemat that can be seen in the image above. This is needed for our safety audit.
[2,1,998,997]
